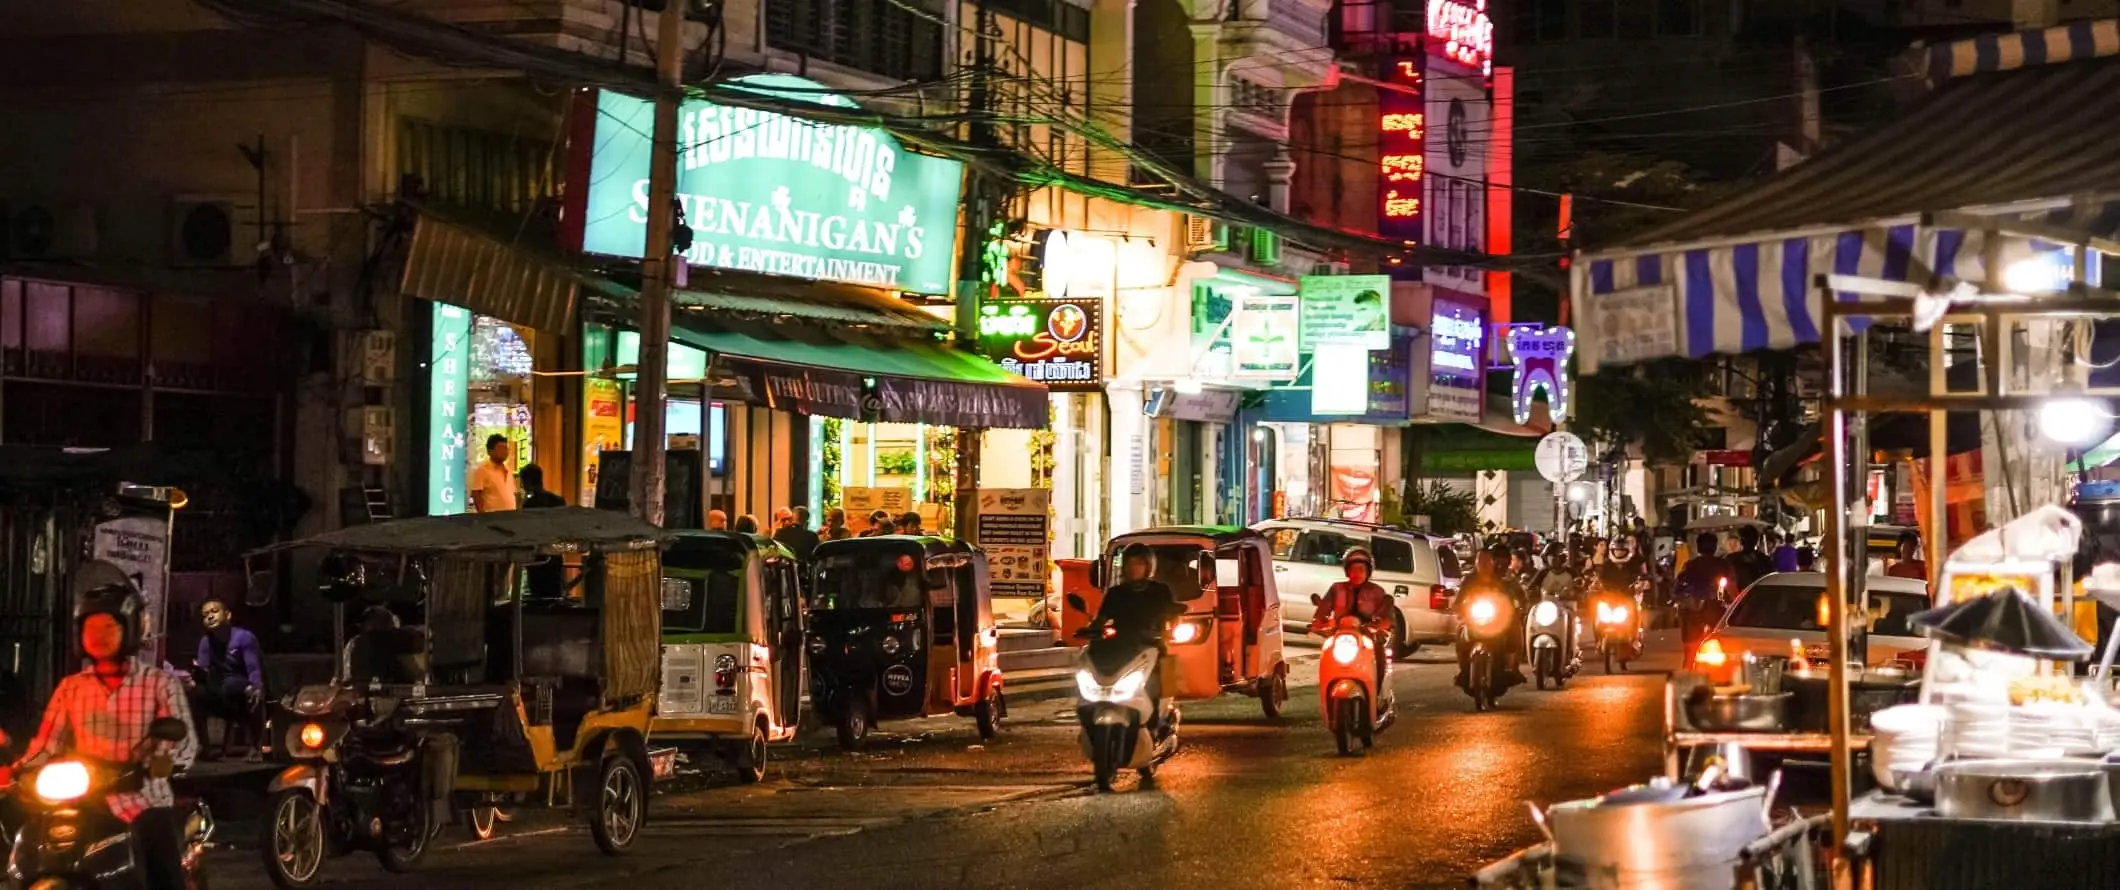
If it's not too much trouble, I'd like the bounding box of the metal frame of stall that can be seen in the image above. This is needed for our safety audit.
[1817,216,2119,878]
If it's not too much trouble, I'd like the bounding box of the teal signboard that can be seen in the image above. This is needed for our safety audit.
[427,303,472,516]
[581,75,967,295]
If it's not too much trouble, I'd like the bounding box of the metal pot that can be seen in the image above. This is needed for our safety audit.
[1934,759,2114,823]
[1685,692,1792,733]
[1546,785,1769,890]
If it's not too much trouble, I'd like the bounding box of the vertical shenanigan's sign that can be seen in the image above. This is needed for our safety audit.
[579,75,968,295]
[429,303,472,515]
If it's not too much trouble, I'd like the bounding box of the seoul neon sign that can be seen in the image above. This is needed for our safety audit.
[1427,0,1494,75]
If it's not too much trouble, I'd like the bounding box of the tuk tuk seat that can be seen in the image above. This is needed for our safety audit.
[346,627,430,686]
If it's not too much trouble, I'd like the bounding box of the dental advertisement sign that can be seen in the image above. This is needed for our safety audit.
[578,75,967,295]
[1298,274,1391,351]
[1426,297,1485,423]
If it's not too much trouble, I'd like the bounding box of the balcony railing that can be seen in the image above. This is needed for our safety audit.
[765,0,947,82]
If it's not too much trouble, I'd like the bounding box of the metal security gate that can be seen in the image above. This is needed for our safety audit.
[0,500,77,737]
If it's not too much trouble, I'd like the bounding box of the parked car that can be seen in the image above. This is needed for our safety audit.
[1252,518,1459,655]
[1690,571,1932,682]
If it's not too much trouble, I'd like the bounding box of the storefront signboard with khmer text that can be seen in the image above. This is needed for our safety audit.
[976,297,1102,390]
[580,75,967,295]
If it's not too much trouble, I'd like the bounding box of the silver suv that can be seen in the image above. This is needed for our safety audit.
[1251,517,1463,655]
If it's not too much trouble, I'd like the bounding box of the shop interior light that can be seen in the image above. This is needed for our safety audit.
[2040,395,2111,446]
[2002,254,2071,294]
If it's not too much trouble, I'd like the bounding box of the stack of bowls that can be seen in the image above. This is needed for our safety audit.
[1943,701,2012,760]
[2009,704,2097,758]
[1870,704,1945,792]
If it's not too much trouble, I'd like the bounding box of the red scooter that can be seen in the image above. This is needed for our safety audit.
[1309,607,1396,755]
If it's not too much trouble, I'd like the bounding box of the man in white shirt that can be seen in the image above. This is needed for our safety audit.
[469,434,518,512]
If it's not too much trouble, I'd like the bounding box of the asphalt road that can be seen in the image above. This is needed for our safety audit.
[209,632,1678,890]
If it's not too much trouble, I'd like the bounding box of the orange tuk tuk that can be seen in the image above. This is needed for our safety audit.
[1077,527,1289,718]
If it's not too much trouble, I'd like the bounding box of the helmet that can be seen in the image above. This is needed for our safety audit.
[1342,548,1374,573]
[72,560,146,658]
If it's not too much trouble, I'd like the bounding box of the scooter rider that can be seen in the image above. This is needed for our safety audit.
[1456,544,1530,689]
[1,562,198,890]
[1312,548,1396,686]
[1090,544,1184,733]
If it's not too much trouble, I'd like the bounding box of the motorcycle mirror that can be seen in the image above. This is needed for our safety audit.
[1065,593,1087,613]
[147,716,189,743]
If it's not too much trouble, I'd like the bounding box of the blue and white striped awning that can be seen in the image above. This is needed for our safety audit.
[1573,21,2120,372]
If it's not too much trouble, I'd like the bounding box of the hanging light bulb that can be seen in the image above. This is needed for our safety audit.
[2040,395,2111,446]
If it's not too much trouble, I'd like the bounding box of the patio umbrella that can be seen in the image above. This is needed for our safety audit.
[1909,586,2094,661]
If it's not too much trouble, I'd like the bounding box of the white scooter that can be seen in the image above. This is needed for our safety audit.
[1526,595,1581,690]
[1066,594,1181,793]
[1310,603,1396,755]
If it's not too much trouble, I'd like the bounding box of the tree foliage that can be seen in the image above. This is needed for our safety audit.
[1387,480,1480,537]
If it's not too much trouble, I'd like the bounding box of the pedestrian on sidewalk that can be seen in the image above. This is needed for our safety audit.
[774,508,820,563]
[469,435,517,513]
[188,600,264,761]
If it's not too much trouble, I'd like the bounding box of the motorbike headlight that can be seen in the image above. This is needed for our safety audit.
[1109,668,1148,701]
[1075,669,1102,701]
[1329,634,1363,665]
[1169,620,1204,645]
[299,722,327,751]
[880,635,902,656]
[1468,598,1499,627]
[34,761,91,804]
[1532,601,1560,627]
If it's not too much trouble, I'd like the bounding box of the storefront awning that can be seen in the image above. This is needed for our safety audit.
[669,315,1048,430]
[1575,30,2120,371]
[399,211,586,334]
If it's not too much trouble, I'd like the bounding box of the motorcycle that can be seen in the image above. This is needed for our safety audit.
[260,685,438,888]
[1590,586,1646,674]
[1458,586,1519,713]
[1309,609,1395,755]
[4,716,213,890]
[1526,595,1579,690]
[1065,594,1180,793]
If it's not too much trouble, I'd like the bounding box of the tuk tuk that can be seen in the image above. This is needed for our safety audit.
[252,507,664,883]
[1083,527,1289,719]
[806,536,1004,750]
[651,531,805,782]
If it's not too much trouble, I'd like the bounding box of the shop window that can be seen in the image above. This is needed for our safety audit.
[3,381,141,447]
[1,279,18,374]
[23,281,70,378]
[72,286,142,385]
[1371,537,1415,574]
[150,293,215,389]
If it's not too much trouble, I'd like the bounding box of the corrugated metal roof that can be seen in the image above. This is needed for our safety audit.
[399,214,581,334]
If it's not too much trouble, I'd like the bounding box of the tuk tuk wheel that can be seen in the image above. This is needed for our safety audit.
[975,686,1004,740]
[588,753,646,855]
[737,721,769,784]
[1257,664,1288,719]
[836,698,872,751]
[466,806,498,841]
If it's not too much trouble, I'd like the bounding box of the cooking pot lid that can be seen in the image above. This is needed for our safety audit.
[1910,587,2093,661]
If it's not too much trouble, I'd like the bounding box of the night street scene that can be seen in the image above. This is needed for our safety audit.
[13,1,2120,889]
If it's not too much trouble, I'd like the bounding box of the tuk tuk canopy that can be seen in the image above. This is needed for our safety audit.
[259,507,669,560]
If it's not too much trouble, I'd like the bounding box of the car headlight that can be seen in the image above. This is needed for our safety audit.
[1330,634,1363,665]
[880,635,902,656]
[1531,601,1560,627]
[34,761,91,804]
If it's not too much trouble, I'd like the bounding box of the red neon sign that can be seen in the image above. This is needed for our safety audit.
[1427,0,1494,75]
[1378,56,1425,239]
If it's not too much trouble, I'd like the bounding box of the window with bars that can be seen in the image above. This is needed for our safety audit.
[765,0,947,82]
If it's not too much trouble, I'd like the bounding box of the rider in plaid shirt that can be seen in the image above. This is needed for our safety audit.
[2,564,196,888]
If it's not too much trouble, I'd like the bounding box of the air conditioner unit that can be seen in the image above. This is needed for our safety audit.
[1184,214,1217,250]
[356,330,397,385]
[170,195,248,267]
[1251,228,1282,266]
[1,203,98,259]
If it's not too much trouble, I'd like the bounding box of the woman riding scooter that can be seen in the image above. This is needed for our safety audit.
[1311,549,1395,686]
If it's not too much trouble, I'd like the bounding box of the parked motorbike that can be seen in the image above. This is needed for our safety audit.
[1309,608,1395,755]
[1065,594,1180,793]
[1590,586,1646,674]
[1458,586,1519,713]
[3,716,213,890]
[260,685,438,888]
[1526,595,1579,690]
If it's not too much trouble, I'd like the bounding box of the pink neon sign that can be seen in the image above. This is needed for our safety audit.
[1427,0,1494,75]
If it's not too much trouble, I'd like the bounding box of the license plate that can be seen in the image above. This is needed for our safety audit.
[1804,644,1831,660]
[706,696,738,715]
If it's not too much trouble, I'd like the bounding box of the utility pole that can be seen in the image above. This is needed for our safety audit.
[952,0,999,543]
[629,2,686,526]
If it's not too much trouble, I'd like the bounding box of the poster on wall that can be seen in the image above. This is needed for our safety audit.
[1424,69,1489,294]
[580,378,624,507]
[975,488,1051,598]
[1328,459,1381,523]
[578,76,968,295]
[1428,297,1486,423]
[94,513,171,664]
[1299,275,1392,351]
[1231,292,1301,380]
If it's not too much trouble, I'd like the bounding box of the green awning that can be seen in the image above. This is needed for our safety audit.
[1421,424,1540,473]
[669,314,1047,429]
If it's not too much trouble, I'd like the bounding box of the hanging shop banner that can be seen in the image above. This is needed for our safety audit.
[1509,326,1575,424]
[1425,68,1489,295]
[428,303,473,516]
[579,75,967,295]
[1378,54,1426,242]
[1232,292,1302,380]
[1585,283,1682,368]
[977,297,1103,390]
[1427,297,1486,423]
[94,512,172,665]
[1299,275,1391,351]
[975,488,1051,598]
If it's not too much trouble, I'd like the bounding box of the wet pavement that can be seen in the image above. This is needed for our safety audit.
[209,632,1678,889]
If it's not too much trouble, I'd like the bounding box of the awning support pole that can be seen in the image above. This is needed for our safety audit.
[1820,278,1855,876]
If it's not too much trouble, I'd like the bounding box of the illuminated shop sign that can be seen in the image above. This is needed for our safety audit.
[579,75,967,295]
[427,303,472,516]
[1427,0,1494,75]
[1509,326,1575,424]
[1427,298,1484,423]
[978,297,1102,390]
[1378,56,1426,242]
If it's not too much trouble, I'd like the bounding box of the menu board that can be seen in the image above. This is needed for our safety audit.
[842,487,915,533]
[975,488,1050,598]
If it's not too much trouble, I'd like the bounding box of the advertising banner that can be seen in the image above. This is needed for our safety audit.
[1424,68,1489,295]
[1231,292,1301,380]
[1428,297,1486,423]
[94,514,171,664]
[975,488,1051,599]
[1299,275,1391,351]
[580,76,967,295]
[977,297,1102,390]
[428,303,472,516]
